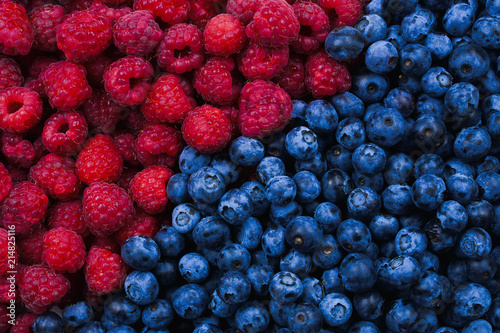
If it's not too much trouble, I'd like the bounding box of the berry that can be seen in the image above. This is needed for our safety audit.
[305,49,351,98]
[124,270,159,305]
[62,301,93,327]
[204,14,246,56]
[325,26,366,61]
[18,227,46,265]
[179,252,210,283]
[0,86,42,134]
[133,0,190,25]
[274,53,307,99]
[129,165,174,214]
[47,200,88,236]
[320,0,363,29]
[136,122,183,167]
[237,42,289,81]
[113,131,138,166]
[0,162,11,202]
[42,227,86,273]
[81,89,124,135]
[188,0,218,29]
[114,211,159,246]
[85,247,127,295]
[0,55,23,90]
[172,284,209,319]
[42,110,89,156]
[188,167,226,205]
[0,0,34,56]
[291,2,330,54]
[29,4,65,52]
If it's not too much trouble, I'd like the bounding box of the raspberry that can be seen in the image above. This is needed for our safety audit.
[245,0,300,47]
[238,79,293,139]
[135,122,184,167]
[18,227,46,265]
[320,0,362,29]
[116,166,140,192]
[124,108,148,134]
[142,74,195,124]
[5,163,28,182]
[81,89,124,134]
[291,2,329,54]
[89,1,133,23]
[76,134,123,184]
[182,105,233,153]
[114,131,138,166]
[113,10,163,57]
[0,181,49,236]
[104,55,154,107]
[226,0,261,24]
[41,110,88,157]
[304,49,351,98]
[0,87,42,134]
[56,10,113,63]
[22,56,57,98]
[204,14,246,56]
[28,153,81,201]
[0,270,20,303]
[129,165,174,214]
[156,23,204,74]
[274,53,307,98]
[114,210,160,246]
[188,0,218,28]
[42,227,86,273]
[83,182,135,236]
[86,234,119,253]
[193,57,242,106]
[220,105,240,139]
[9,312,38,333]
[0,1,34,55]
[0,56,23,90]
[0,162,11,202]
[83,53,112,86]
[0,228,16,275]
[237,42,289,81]
[1,132,39,168]
[19,264,70,314]
[41,60,93,110]
[133,0,190,25]
[29,4,66,52]
[84,247,126,295]
[47,200,88,236]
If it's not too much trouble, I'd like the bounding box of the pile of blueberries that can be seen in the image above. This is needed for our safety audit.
[33,0,500,332]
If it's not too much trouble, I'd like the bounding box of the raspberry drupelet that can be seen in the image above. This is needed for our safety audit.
[135,122,184,167]
[84,247,127,295]
[29,4,66,52]
[47,200,88,237]
[81,89,124,134]
[0,56,23,90]
[42,110,89,157]
[237,43,290,81]
[0,87,42,134]
[292,2,330,54]
[42,227,86,273]
[304,49,351,98]
[204,14,246,56]
[129,165,174,215]
[0,0,34,56]
[133,0,191,25]
[1,132,40,169]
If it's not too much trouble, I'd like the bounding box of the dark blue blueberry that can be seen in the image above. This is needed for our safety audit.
[193,324,222,333]
[444,157,476,180]
[269,271,303,303]
[285,126,319,160]
[269,299,294,327]
[124,270,159,305]
[365,40,399,74]
[383,153,413,185]
[365,0,391,21]
[353,290,385,321]
[487,297,500,329]
[446,173,478,205]
[352,143,386,176]
[121,235,161,271]
[322,267,344,294]
[234,301,270,333]
[418,251,440,272]
[398,74,422,94]
[172,284,209,319]
[416,94,447,119]
[421,67,453,98]
[305,100,339,135]
[104,294,142,325]
[321,168,355,203]
[379,240,397,258]
[154,259,178,287]
[172,203,201,234]
[285,216,323,253]
[354,14,388,44]
[380,255,422,289]
[448,43,490,82]
[33,312,64,333]
[142,299,174,330]
[411,174,446,211]
[384,87,415,117]
[261,224,287,257]
[62,301,92,327]
[385,299,421,333]
[336,219,372,253]
[325,26,366,61]
[292,171,321,203]
[394,226,428,258]
[445,83,480,118]
[471,16,500,49]
[300,277,326,306]
[368,214,399,242]
[385,24,407,50]
[424,219,458,254]
[425,32,453,60]
[78,321,106,333]
[166,173,190,204]
[287,303,323,333]
[414,154,444,178]
[330,91,365,119]
[188,166,226,204]
[235,216,262,250]
[209,290,237,318]
[240,180,270,217]
[352,170,384,192]
[154,226,185,258]
[292,100,307,119]
[340,253,377,293]
[448,259,469,288]
[178,252,210,283]
[192,216,230,251]
[437,200,468,233]
[335,117,365,151]
[365,107,406,147]
[269,200,302,227]
[312,234,342,270]
[347,321,381,333]
[351,69,390,104]
[482,94,500,119]
[399,43,432,76]
[294,152,327,178]
[466,199,495,229]
[265,175,296,205]
[264,131,291,162]
[382,184,413,215]
[179,146,211,175]
[195,202,219,217]
[410,272,451,311]
[443,4,476,36]
[325,145,354,173]
[476,156,500,174]
[217,243,250,272]
[466,254,497,284]
[319,292,353,327]
[218,189,253,225]
[451,282,492,320]
[347,187,381,221]
[229,136,264,167]
[313,202,342,233]
[210,154,240,186]
[107,325,136,333]
[401,8,436,43]
[456,227,492,259]
[477,171,500,202]
[362,241,380,261]
[462,319,493,333]
[280,249,312,279]
[256,156,285,184]
[246,264,274,296]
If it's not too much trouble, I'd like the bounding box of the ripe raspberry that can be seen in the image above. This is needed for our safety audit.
[220,105,240,139]
[81,89,124,134]
[86,234,119,253]
[76,134,123,184]
[124,108,147,134]
[47,200,88,237]
[156,23,204,74]
[291,2,329,54]
[41,60,93,110]
[0,228,16,275]
[83,182,135,236]
[142,74,194,124]
[89,1,133,23]
[22,56,57,98]
[41,110,88,156]
[305,49,351,98]
[193,57,242,106]
[42,227,86,273]
[113,10,163,57]
[56,10,113,63]
[18,227,46,265]
[9,313,38,333]
[0,1,34,55]
[320,0,362,29]
[204,14,246,56]
[114,211,159,246]
[0,87,42,134]
[104,55,154,107]
[129,165,174,214]
[188,0,218,28]
[116,166,140,192]
[0,181,48,235]
[28,153,81,201]
[29,4,66,52]
[133,0,190,25]
[238,79,293,139]
[19,264,70,314]
[237,42,289,80]
[5,163,28,182]
[246,0,300,47]
[113,131,138,166]
[84,247,126,295]
[226,0,261,24]
[274,53,307,98]
[83,53,112,86]
[0,56,23,90]
[1,132,39,168]
[135,122,184,167]
[0,162,11,202]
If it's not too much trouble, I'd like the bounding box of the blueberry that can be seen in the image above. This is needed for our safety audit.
[300,277,326,306]
[416,94,447,119]
[179,146,211,175]
[366,107,406,147]
[462,319,493,333]
[235,216,263,250]
[354,14,388,44]
[234,301,270,333]
[347,321,381,333]
[217,243,251,272]
[365,40,399,74]
[188,166,226,204]
[319,292,353,327]
[446,173,479,205]
[107,325,136,333]
[269,200,303,227]
[401,8,437,43]
[78,322,106,333]
[340,253,377,293]
[424,219,458,254]
[471,16,500,49]
[292,100,307,119]
[477,171,500,202]
[313,202,342,233]
[321,168,355,203]
[285,216,323,253]
[294,152,328,178]
[192,216,230,251]
[172,203,201,234]
[456,227,492,259]
[280,249,312,279]
[476,156,500,174]
[166,173,190,204]
[411,174,446,211]
[178,253,210,283]
[353,290,385,321]
[312,234,343,270]
[443,4,476,36]
[256,156,286,184]
[382,184,414,215]
[380,255,422,289]
[394,226,428,258]
[417,251,440,272]
[192,324,222,333]
[325,26,366,61]
[444,83,480,119]
[347,187,381,221]
[336,219,372,253]
[305,100,339,134]
[285,126,319,160]
[269,299,294,327]
[386,24,407,50]
[33,312,64,333]
[154,259,178,287]
[466,199,495,229]
[330,91,365,119]
[351,69,390,103]
[269,271,303,303]
[125,270,159,305]
[210,154,240,186]
[368,213,400,241]
[322,267,344,294]
[62,301,93,327]
[410,272,452,310]
[240,180,270,217]
[292,171,321,203]
[246,264,274,297]
[384,153,413,185]
[325,145,354,173]
[229,136,264,167]
[437,200,468,233]
[172,284,209,319]
[385,299,421,332]
[209,290,237,318]
[335,117,366,150]
[218,188,253,225]
[121,235,161,271]
[385,87,415,117]
[466,254,497,284]
[142,299,174,330]
[287,303,323,333]
[398,74,422,94]
[399,43,432,77]
[425,32,453,60]
[448,43,490,82]
[444,157,476,180]
[451,282,492,320]
[154,226,185,258]
[104,294,142,325]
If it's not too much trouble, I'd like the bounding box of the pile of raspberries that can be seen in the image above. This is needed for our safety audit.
[0,0,363,328]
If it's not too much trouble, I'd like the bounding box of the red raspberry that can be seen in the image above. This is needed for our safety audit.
[182,105,232,153]
[86,234,119,253]
[113,10,163,57]
[47,200,88,237]
[204,14,246,56]
[135,122,184,167]
[41,60,93,111]
[115,210,159,246]
[124,108,148,134]
[245,0,300,47]
[83,53,112,86]
[142,74,194,124]
[81,89,124,134]
[83,182,135,236]
[0,181,48,236]
[0,228,16,275]
[10,313,38,333]
[0,270,20,303]
[0,56,23,90]
[41,110,88,157]
[237,42,289,81]
[116,166,140,192]
[238,79,292,139]
[156,23,204,74]
[29,4,66,52]
[5,163,28,182]
[220,105,240,139]
[304,49,351,98]
[19,264,70,314]
[274,53,307,98]
[89,1,133,23]
[0,87,42,134]
[103,0,130,7]
[133,0,190,25]
[129,165,174,214]
[56,10,113,63]
[22,56,57,98]
[84,246,126,295]
[42,227,86,273]
[1,132,39,168]
[320,0,362,29]
[28,153,81,201]
[291,2,329,54]
[226,0,261,24]
[188,0,218,28]
[0,1,34,56]
[114,131,138,166]
[0,162,11,202]
[104,55,154,107]
[193,57,242,106]
[18,226,46,265]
